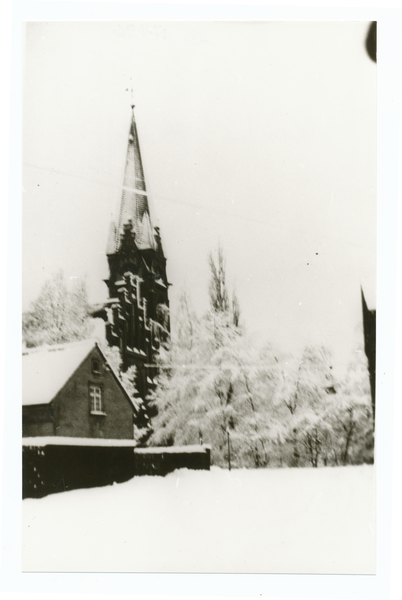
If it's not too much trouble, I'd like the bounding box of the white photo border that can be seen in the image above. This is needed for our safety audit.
[2,2,401,599]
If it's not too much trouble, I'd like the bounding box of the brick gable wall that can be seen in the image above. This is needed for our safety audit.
[23,347,135,440]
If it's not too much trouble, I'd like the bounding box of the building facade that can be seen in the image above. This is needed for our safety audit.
[22,341,137,439]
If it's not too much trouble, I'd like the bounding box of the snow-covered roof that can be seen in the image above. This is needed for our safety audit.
[22,437,211,453]
[23,340,140,412]
[22,340,98,407]
[135,445,211,454]
[22,436,138,447]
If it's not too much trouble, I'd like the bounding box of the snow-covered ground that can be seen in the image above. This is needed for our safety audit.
[22,465,375,574]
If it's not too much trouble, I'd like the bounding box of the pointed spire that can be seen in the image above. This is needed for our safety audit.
[361,285,368,315]
[112,105,157,252]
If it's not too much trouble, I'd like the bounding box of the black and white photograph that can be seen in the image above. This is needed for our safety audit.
[21,20,376,574]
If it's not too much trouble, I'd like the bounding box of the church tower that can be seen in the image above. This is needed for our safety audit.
[95,105,170,400]
[361,288,376,423]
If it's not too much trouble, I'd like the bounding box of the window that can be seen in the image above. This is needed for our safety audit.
[91,359,101,375]
[89,385,103,414]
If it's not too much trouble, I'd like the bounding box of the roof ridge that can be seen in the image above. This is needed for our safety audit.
[22,338,97,356]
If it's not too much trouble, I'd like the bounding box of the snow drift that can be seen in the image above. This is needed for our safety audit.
[22,465,375,574]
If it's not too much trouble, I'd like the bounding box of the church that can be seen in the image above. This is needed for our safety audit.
[22,104,213,496]
[23,104,171,440]
[93,104,170,401]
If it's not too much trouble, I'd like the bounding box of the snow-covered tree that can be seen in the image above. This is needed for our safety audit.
[149,291,207,447]
[209,245,241,328]
[149,244,374,469]
[209,246,230,315]
[323,348,374,465]
[99,342,150,445]
[149,288,283,467]
[150,311,374,467]
[270,346,336,467]
[271,343,374,467]
[22,270,94,347]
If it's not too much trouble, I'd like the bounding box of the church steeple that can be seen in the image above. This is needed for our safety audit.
[96,104,170,406]
[108,105,157,254]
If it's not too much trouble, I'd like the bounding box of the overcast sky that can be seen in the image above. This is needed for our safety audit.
[22,21,376,372]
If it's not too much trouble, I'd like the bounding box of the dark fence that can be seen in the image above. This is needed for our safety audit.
[134,446,211,476]
[23,441,210,499]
